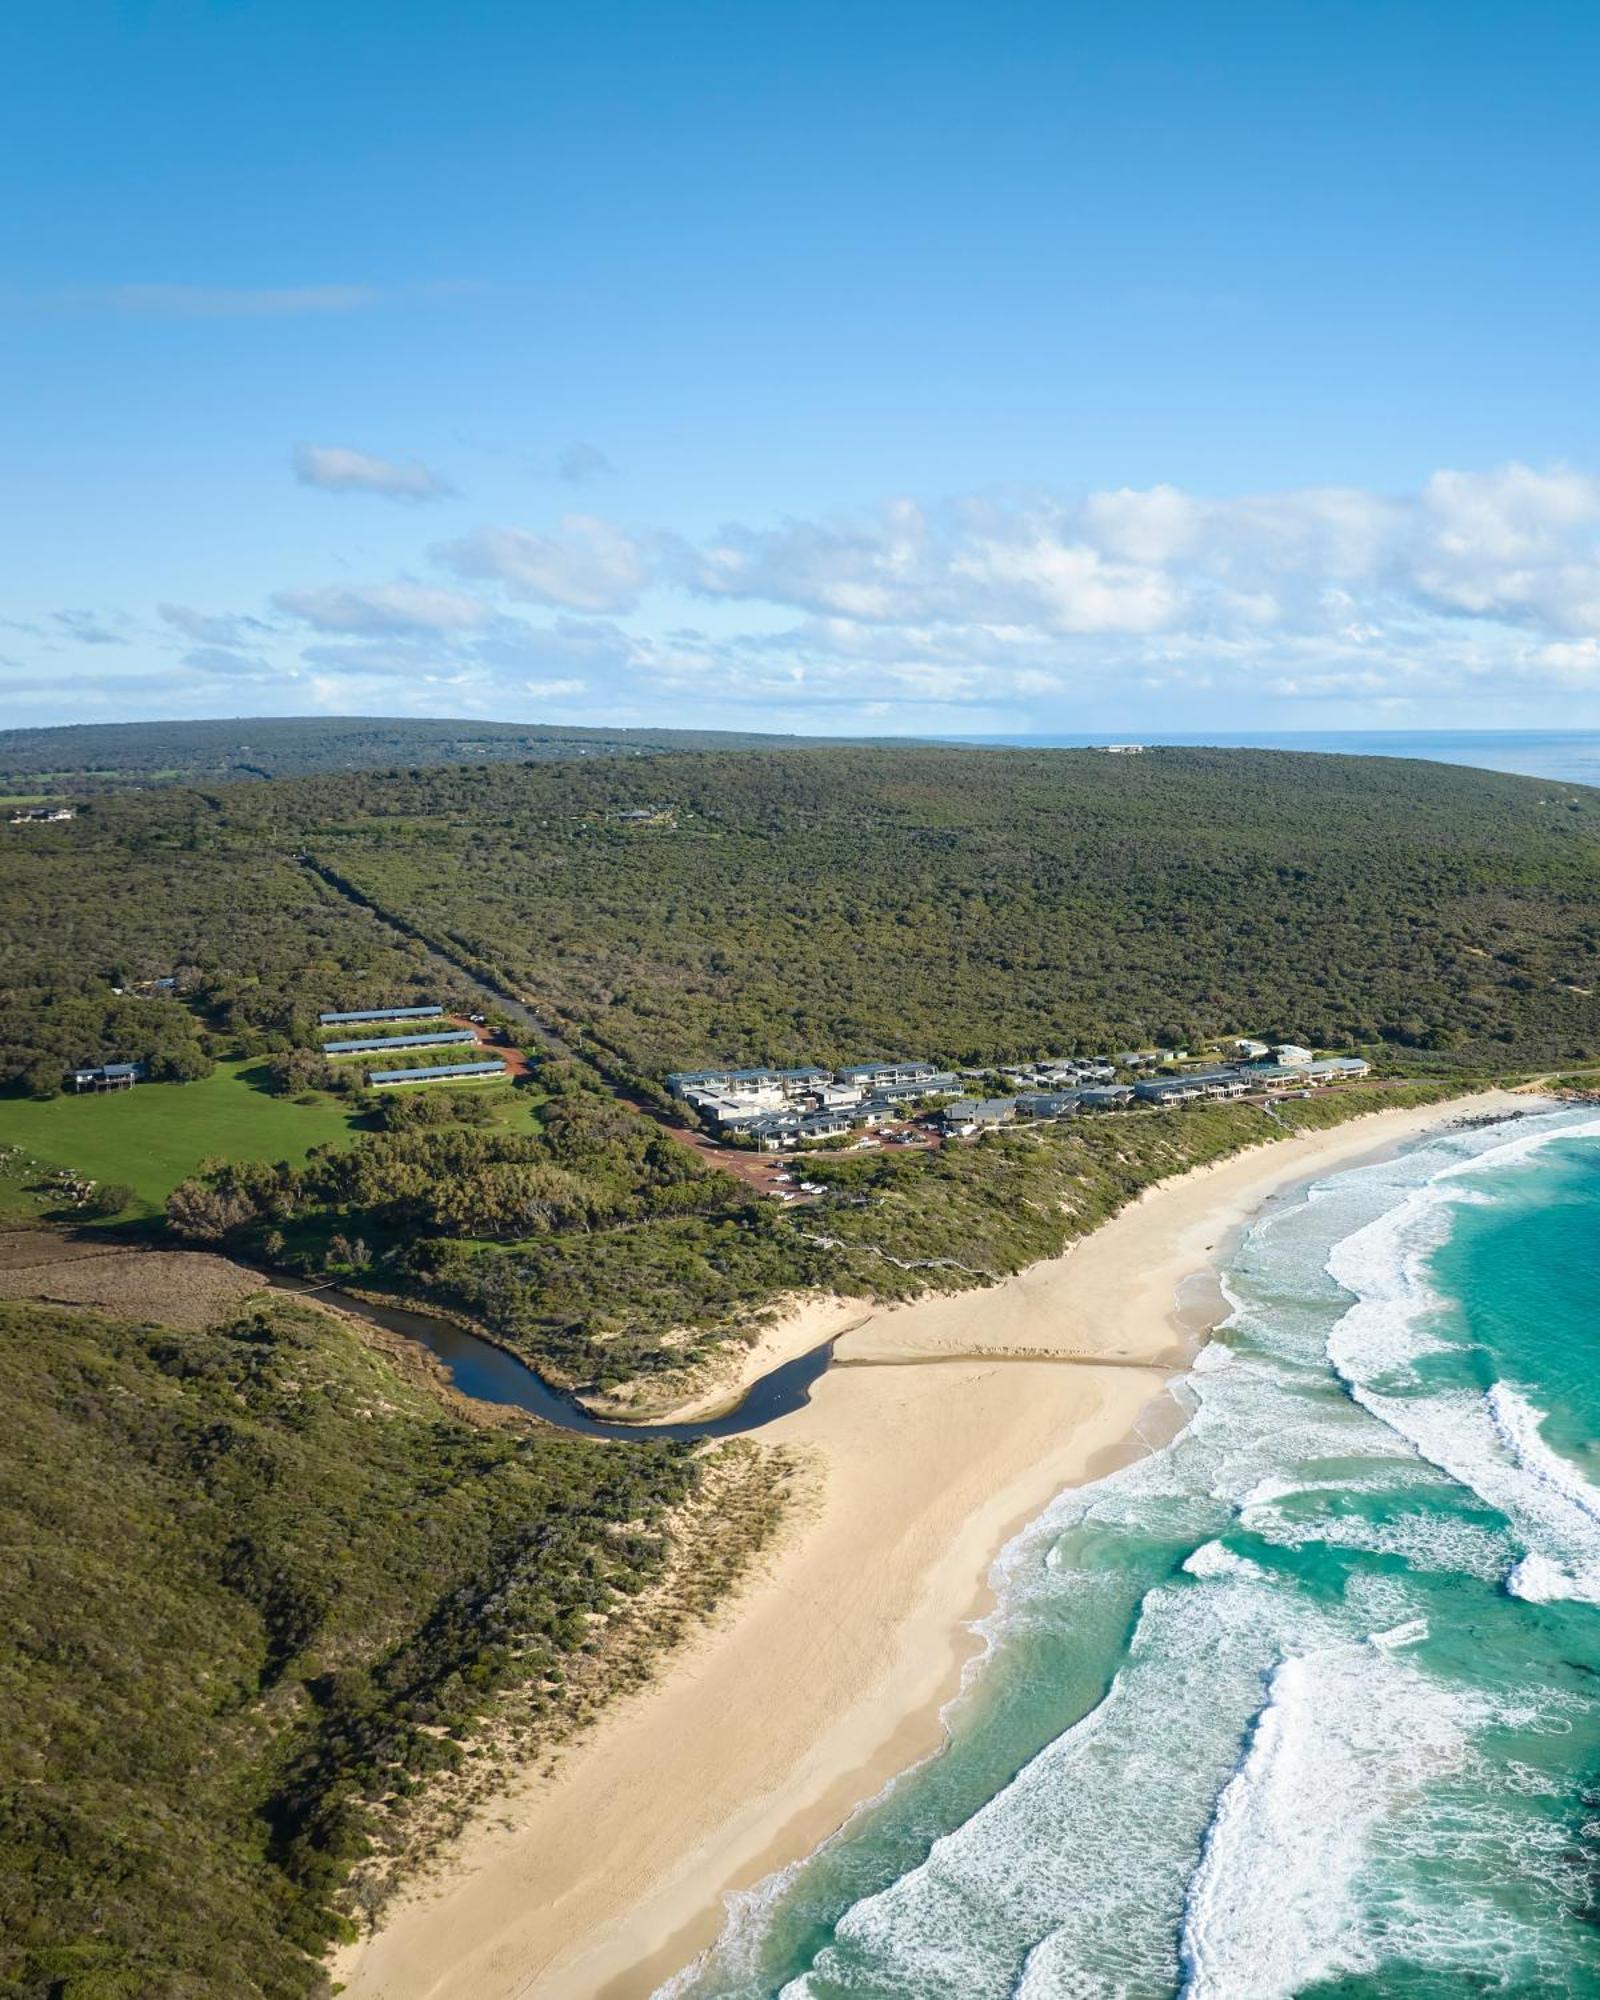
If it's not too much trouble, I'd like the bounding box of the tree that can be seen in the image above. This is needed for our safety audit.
[20,1058,60,1100]
[83,1181,135,1218]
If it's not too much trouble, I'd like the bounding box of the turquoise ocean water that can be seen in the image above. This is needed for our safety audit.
[664,1106,1600,1998]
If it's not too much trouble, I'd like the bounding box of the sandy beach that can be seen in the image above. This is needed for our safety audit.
[333,1088,1530,2000]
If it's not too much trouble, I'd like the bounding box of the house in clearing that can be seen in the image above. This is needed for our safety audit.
[69,1060,144,1093]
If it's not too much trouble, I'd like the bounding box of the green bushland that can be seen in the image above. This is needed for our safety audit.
[8,748,1600,1104]
[163,1058,745,1305]
[3,746,1559,1389]
[0,1294,703,2000]
[277,746,1600,1077]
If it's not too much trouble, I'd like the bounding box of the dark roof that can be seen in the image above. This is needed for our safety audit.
[323,1030,477,1054]
[368,1060,506,1083]
[319,1005,443,1025]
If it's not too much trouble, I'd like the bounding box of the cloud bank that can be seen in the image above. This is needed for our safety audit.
[16,463,1600,728]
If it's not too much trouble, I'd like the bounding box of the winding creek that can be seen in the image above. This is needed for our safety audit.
[270,1277,838,1441]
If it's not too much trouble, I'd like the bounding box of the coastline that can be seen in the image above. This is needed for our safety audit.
[332,1087,1531,2000]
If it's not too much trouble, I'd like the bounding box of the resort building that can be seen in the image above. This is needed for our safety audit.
[1015,1090,1081,1119]
[1134,1069,1256,1106]
[667,1066,832,1103]
[744,1107,855,1150]
[938,1097,1016,1135]
[669,1057,956,1138]
[319,1005,444,1026]
[11,804,76,823]
[836,1060,941,1090]
[1079,1084,1136,1110]
[367,1060,507,1087]
[323,1030,478,1057]
[1306,1056,1371,1083]
[1273,1044,1315,1067]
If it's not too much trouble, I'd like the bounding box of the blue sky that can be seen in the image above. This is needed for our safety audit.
[5,0,1600,735]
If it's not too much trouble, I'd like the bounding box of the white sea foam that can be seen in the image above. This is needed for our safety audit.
[669,1109,1600,1999]
[1177,1639,1480,2000]
[1182,1539,1265,1581]
[1320,1113,1600,1602]
[1238,1491,1516,1580]
[1370,1616,1429,1648]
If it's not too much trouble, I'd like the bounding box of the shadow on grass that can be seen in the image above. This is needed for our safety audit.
[29,1204,170,1247]
[236,1060,287,1097]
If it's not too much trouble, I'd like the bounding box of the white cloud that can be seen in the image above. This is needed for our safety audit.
[435,515,649,612]
[273,582,490,635]
[1412,464,1600,628]
[293,443,454,501]
[16,461,1600,732]
[1531,639,1600,686]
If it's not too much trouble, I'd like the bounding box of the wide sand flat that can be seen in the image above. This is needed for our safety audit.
[334,1089,1528,2000]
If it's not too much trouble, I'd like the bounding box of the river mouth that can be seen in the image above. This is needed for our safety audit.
[270,1276,836,1441]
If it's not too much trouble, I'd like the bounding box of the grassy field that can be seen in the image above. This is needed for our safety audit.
[0,1060,367,1219]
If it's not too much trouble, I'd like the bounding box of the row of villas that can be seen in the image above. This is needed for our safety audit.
[938,1052,1371,1134]
[1130,1055,1369,1106]
[667,1060,963,1150]
[313,1003,511,1087]
[668,1043,1371,1151]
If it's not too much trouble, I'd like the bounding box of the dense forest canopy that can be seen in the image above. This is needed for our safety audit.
[0,713,864,792]
[4,744,1599,1095]
[254,744,1600,1073]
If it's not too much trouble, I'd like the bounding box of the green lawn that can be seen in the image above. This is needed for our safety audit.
[0,1061,367,1218]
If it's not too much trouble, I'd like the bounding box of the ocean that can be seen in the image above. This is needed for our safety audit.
[954,731,1600,790]
[664,1105,1600,1998]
